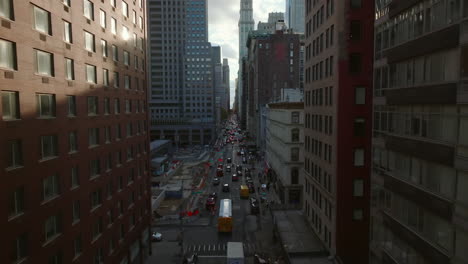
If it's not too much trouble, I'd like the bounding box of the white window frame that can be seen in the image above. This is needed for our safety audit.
[103,68,109,86]
[43,174,59,201]
[33,5,51,35]
[35,49,54,77]
[37,93,56,118]
[0,0,14,20]
[99,9,106,28]
[354,148,365,166]
[1,90,20,120]
[85,64,97,84]
[101,39,108,57]
[41,135,58,159]
[65,58,74,80]
[83,0,94,20]
[63,20,73,43]
[84,31,95,52]
[45,214,60,241]
[122,1,129,17]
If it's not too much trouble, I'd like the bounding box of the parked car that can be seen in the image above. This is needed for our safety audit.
[250,198,260,215]
[222,183,230,192]
[152,232,162,242]
[213,178,220,185]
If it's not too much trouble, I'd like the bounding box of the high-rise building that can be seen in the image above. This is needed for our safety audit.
[303,0,373,263]
[245,30,302,151]
[370,1,468,264]
[148,0,215,145]
[0,0,151,263]
[238,0,255,129]
[212,46,223,127]
[222,58,230,111]
[286,0,305,33]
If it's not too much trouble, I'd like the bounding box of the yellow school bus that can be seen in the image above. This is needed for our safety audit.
[240,185,249,199]
[218,199,233,232]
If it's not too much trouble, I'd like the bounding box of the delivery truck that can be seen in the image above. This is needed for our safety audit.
[227,242,244,264]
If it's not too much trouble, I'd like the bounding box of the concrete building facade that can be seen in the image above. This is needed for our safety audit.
[265,102,304,205]
[222,58,230,111]
[148,0,215,146]
[0,0,151,263]
[303,0,374,263]
[370,1,468,264]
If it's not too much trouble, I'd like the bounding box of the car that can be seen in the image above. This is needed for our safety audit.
[246,177,253,184]
[250,198,260,214]
[222,183,230,192]
[226,165,231,172]
[247,183,255,193]
[205,197,216,210]
[152,232,162,242]
[237,151,241,156]
[213,178,220,185]
[217,168,224,177]
[232,174,239,182]
[236,165,243,171]
[209,192,218,200]
[241,151,245,156]
[237,170,243,176]
[242,157,247,164]
[227,158,232,164]
[261,184,267,191]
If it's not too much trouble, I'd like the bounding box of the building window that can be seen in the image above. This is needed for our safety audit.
[114,99,120,114]
[68,131,78,153]
[63,20,72,43]
[291,128,300,142]
[45,214,61,241]
[123,50,130,66]
[132,10,137,24]
[94,248,104,264]
[355,87,366,105]
[113,71,120,88]
[354,118,365,136]
[33,5,51,35]
[350,0,362,8]
[2,90,20,120]
[110,0,116,7]
[13,233,27,262]
[104,126,111,143]
[7,139,23,168]
[92,217,103,239]
[103,68,109,86]
[9,186,24,217]
[99,9,106,28]
[85,64,96,83]
[90,189,102,209]
[292,111,300,123]
[0,0,14,20]
[139,16,143,29]
[90,159,101,177]
[74,236,82,258]
[41,135,58,159]
[291,147,300,161]
[112,45,118,61]
[124,75,130,89]
[101,39,108,57]
[122,1,129,17]
[350,20,361,40]
[353,179,364,197]
[104,98,110,115]
[353,209,363,220]
[71,166,79,188]
[37,93,56,118]
[83,0,94,20]
[35,49,54,76]
[291,168,299,184]
[84,31,95,52]
[111,17,117,35]
[88,128,100,146]
[349,53,362,74]
[43,174,60,201]
[0,39,17,70]
[87,96,98,115]
[63,0,71,7]
[72,200,80,222]
[67,95,76,117]
[65,58,74,80]
[353,148,365,166]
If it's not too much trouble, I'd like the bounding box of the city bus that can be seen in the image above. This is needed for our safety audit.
[218,199,233,232]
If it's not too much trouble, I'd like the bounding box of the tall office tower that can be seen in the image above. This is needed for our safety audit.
[0,0,151,263]
[222,58,230,111]
[238,0,255,128]
[212,46,223,127]
[371,1,468,264]
[303,0,373,263]
[257,12,286,33]
[286,0,305,33]
[148,0,215,145]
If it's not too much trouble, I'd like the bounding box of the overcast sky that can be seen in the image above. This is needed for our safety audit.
[207,0,286,108]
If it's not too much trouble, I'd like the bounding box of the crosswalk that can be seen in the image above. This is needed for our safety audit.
[184,242,256,256]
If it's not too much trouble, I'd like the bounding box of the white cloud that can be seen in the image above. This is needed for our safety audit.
[208,0,285,108]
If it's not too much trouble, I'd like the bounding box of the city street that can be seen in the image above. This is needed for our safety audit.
[148,122,282,263]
